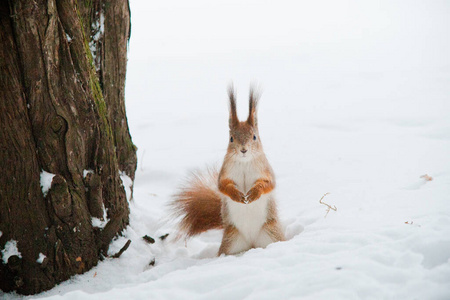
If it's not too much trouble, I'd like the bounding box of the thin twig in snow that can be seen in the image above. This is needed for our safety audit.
[319,192,337,218]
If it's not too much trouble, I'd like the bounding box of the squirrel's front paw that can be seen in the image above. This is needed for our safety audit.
[231,191,246,203]
[245,188,261,203]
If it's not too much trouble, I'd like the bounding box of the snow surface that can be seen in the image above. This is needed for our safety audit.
[3,0,450,299]
[1,240,22,264]
[39,170,55,197]
[36,253,46,264]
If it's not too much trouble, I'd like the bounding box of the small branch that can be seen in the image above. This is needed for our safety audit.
[149,258,156,266]
[319,192,337,218]
[111,239,131,258]
[142,235,155,244]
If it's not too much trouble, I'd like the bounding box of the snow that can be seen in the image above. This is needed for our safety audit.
[91,217,108,229]
[83,169,94,179]
[36,253,46,264]
[89,9,105,69]
[119,171,133,202]
[39,170,55,197]
[1,240,22,264]
[3,0,450,299]
[91,204,109,229]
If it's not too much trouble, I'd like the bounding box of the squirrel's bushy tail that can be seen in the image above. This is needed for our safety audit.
[170,167,223,238]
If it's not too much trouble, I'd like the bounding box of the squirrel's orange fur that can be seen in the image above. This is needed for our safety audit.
[171,86,285,255]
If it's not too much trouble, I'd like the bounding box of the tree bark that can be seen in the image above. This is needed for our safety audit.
[0,0,136,295]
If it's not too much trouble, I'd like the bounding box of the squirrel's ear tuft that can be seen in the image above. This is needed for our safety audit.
[247,86,260,127]
[228,84,239,128]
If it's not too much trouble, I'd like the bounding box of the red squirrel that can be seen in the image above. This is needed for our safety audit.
[171,86,285,255]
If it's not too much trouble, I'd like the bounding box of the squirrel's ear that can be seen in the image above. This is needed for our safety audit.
[247,86,260,127]
[228,85,239,129]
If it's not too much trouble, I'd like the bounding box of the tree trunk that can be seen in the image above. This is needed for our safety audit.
[0,0,137,295]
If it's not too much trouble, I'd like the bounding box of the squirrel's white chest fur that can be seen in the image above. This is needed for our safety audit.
[223,160,271,242]
[225,195,270,242]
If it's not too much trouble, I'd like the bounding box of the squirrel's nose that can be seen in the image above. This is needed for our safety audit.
[241,149,247,154]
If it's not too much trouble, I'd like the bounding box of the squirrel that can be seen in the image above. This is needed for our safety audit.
[170,86,285,255]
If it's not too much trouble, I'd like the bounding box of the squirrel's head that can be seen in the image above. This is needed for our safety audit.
[227,86,262,162]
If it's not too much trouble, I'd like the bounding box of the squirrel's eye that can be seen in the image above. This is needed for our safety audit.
[230,136,234,143]
[253,135,256,140]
